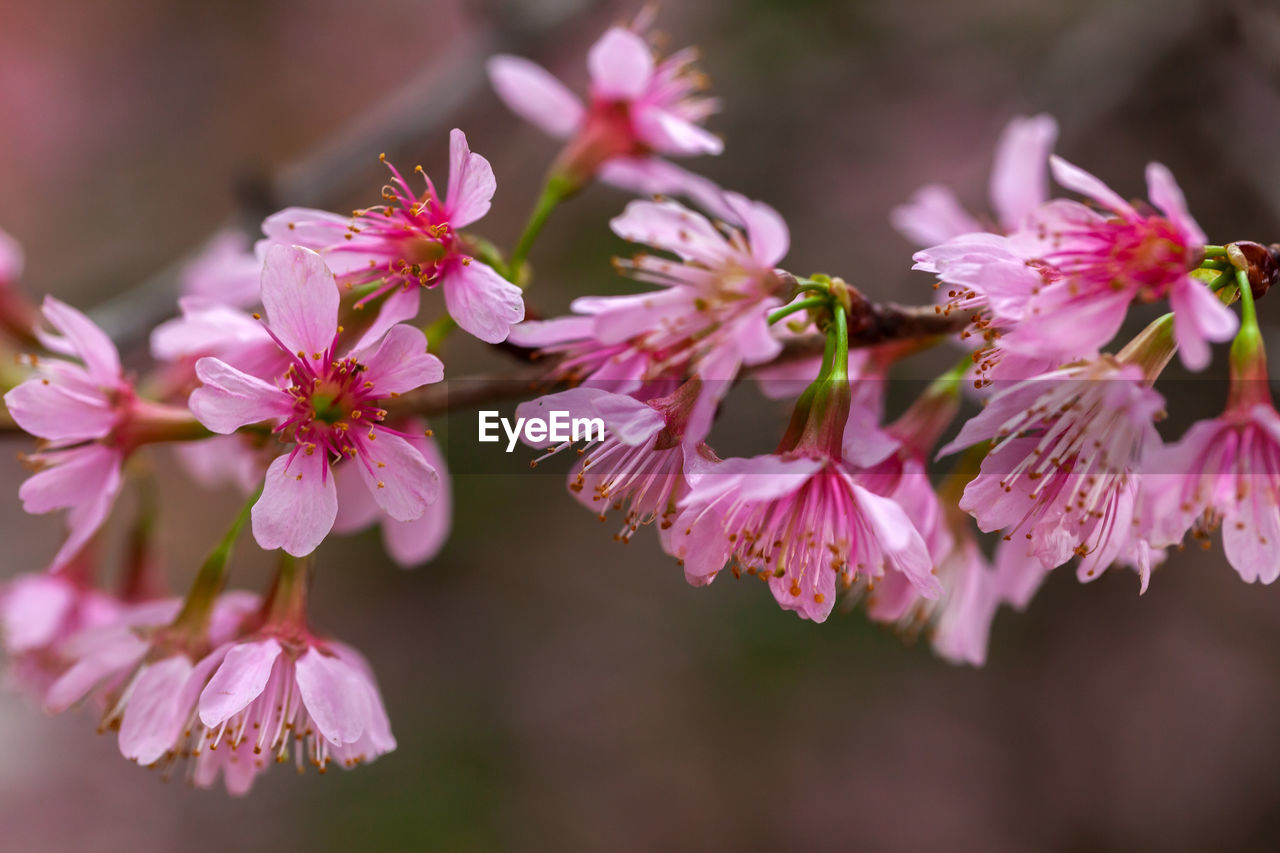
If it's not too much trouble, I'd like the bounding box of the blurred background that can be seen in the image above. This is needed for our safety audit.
[4,0,1280,849]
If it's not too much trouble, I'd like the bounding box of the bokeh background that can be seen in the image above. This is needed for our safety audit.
[3,0,1280,849]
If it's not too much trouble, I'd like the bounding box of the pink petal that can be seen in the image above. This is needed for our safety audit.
[632,106,723,156]
[596,157,738,222]
[723,194,789,267]
[851,482,940,598]
[39,297,121,386]
[5,374,115,442]
[359,324,443,397]
[891,186,984,247]
[1146,162,1206,247]
[383,433,452,567]
[260,244,339,359]
[19,443,121,526]
[587,27,653,100]
[252,452,338,556]
[516,388,664,446]
[198,638,283,727]
[1,573,74,653]
[441,260,524,344]
[444,128,496,229]
[349,286,422,355]
[609,199,728,266]
[260,208,352,253]
[189,357,293,434]
[0,227,23,283]
[44,629,149,712]
[118,655,194,765]
[504,315,594,348]
[294,647,369,745]
[683,454,823,506]
[989,114,1058,231]
[486,55,584,139]
[353,429,440,522]
[1049,156,1136,219]
[180,230,263,308]
[332,462,381,534]
[1170,276,1237,371]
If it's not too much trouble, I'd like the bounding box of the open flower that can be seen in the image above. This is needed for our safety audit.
[262,129,523,344]
[892,114,1059,246]
[488,14,722,197]
[189,245,443,557]
[6,298,136,567]
[943,356,1164,590]
[509,195,789,448]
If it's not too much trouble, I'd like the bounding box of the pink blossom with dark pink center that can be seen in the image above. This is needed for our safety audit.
[487,15,723,198]
[507,196,789,449]
[943,358,1164,590]
[332,419,453,567]
[1003,158,1235,370]
[892,114,1059,246]
[261,129,523,345]
[189,245,443,557]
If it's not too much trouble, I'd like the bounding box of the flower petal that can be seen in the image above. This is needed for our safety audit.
[442,260,524,344]
[252,452,338,556]
[359,324,443,397]
[989,114,1058,231]
[198,638,283,727]
[444,128,496,229]
[1049,156,1136,219]
[587,27,653,100]
[354,429,440,522]
[294,647,369,745]
[486,55,584,139]
[39,297,121,386]
[260,244,339,359]
[1146,162,1206,247]
[189,357,293,434]
[118,655,194,765]
[1170,276,1238,371]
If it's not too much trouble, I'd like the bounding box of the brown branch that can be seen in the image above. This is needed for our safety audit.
[779,302,977,360]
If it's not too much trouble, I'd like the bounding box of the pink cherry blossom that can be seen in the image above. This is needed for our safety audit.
[189,245,444,557]
[1143,402,1280,584]
[507,196,789,448]
[189,633,395,790]
[669,449,940,623]
[516,382,712,543]
[943,358,1164,590]
[5,297,134,568]
[261,129,523,344]
[488,15,721,192]
[332,420,453,567]
[1001,159,1235,370]
[892,114,1059,246]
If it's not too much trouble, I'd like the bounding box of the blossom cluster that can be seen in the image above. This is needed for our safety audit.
[1,11,1277,795]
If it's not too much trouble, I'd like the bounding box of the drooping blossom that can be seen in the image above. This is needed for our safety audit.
[189,632,395,790]
[332,419,453,567]
[943,355,1166,590]
[189,245,443,557]
[516,381,712,543]
[43,591,259,765]
[4,298,172,567]
[1142,306,1280,583]
[262,129,524,344]
[488,13,723,201]
[508,195,790,448]
[892,114,1059,246]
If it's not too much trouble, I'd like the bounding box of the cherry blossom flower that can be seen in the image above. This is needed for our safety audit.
[189,245,444,557]
[5,298,143,567]
[516,381,713,543]
[190,632,395,789]
[892,114,1059,246]
[179,230,263,309]
[943,356,1165,590]
[332,420,453,567]
[261,129,524,345]
[487,15,722,196]
[508,195,790,448]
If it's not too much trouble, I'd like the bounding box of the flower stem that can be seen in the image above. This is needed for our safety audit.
[170,485,260,636]
[508,176,571,281]
[767,296,829,326]
[261,553,311,632]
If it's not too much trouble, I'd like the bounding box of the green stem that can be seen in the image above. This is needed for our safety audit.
[170,486,259,635]
[261,554,311,631]
[767,296,828,325]
[1203,245,1227,257]
[508,177,569,280]
[424,315,456,352]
